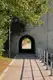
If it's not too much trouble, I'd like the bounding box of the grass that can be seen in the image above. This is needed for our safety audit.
[0,56,12,75]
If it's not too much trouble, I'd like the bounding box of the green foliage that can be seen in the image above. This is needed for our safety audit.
[0,0,52,55]
[4,0,51,25]
[0,0,12,55]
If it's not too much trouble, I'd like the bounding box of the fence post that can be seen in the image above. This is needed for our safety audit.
[46,51,48,70]
[40,49,43,63]
[42,50,43,63]
[40,49,41,60]
[44,50,45,65]
[9,26,11,58]
[50,61,53,76]
[42,50,43,62]
[50,53,53,76]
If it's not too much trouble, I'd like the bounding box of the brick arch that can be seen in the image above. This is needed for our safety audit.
[19,35,35,54]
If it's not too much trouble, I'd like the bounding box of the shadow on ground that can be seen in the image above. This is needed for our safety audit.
[16,54,37,59]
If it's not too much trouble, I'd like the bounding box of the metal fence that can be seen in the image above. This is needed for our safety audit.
[37,48,53,76]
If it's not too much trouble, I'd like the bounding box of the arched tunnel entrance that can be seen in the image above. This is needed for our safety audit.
[19,35,35,54]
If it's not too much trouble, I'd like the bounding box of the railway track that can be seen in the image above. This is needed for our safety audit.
[35,60,45,80]
[20,59,25,80]
[20,55,45,80]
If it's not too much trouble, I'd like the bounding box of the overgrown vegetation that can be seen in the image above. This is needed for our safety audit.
[0,0,52,56]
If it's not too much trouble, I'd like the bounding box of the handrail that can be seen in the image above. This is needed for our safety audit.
[48,59,53,62]
[37,49,53,76]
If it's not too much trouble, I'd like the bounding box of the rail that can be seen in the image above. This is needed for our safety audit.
[37,48,53,76]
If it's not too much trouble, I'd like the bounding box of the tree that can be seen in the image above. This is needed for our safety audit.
[4,0,51,25]
[0,0,52,55]
[0,0,12,55]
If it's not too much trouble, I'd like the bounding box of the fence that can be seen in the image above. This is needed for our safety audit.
[37,48,53,76]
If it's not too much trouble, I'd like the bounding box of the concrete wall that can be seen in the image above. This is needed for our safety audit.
[10,2,53,57]
[10,31,36,55]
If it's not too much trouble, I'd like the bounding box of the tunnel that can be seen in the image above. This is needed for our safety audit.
[19,35,35,54]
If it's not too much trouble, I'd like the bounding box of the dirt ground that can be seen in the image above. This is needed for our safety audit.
[0,56,12,75]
